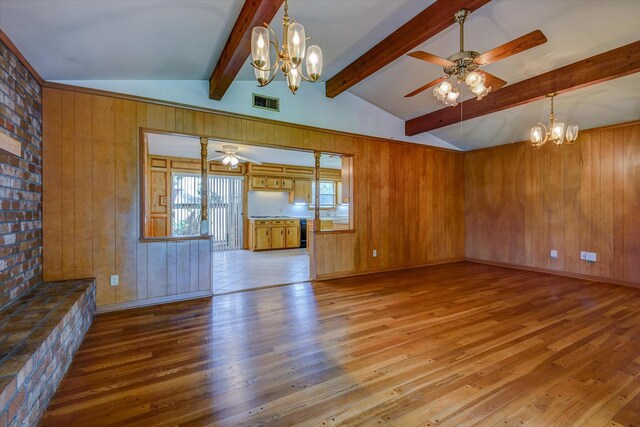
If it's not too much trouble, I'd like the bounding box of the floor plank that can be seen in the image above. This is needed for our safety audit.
[41,262,640,426]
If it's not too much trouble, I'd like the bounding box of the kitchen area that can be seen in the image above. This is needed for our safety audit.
[144,132,353,294]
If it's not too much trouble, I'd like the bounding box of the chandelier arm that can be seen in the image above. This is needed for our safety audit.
[250,61,279,72]
[298,71,323,83]
[257,70,279,88]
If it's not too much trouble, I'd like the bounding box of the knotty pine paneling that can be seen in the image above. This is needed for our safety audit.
[465,122,640,284]
[42,86,465,308]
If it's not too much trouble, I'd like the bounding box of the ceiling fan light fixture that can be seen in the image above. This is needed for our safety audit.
[222,155,232,165]
[229,156,239,166]
[465,70,485,88]
[443,87,460,106]
[434,80,452,101]
[471,83,491,100]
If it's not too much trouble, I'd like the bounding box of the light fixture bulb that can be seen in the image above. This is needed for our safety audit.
[446,89,459,101]
[230,156,239,166]
[530,127,543,144]
[471,84,491,100]
[566,124,579,143]
[222,156,231,165]
[552,122,565,140]
[435,81,452,98]
[465,71,486,88]
[257,34,265,49]
[305,45,323,81]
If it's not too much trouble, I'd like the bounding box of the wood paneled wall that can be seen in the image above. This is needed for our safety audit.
[42,85,465,308]
[465,122,640,284]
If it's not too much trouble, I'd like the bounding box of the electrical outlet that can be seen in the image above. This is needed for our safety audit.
[372,249,377,257]
[110,275,119,286]
[550,250,558,259]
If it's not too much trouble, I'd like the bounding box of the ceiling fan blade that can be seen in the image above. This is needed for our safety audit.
[404,76,448,98]
[235,155,262,165]
[475,30,547,65]
[207,155,226,161]
[407,51,455,67]
[483,72,507,91]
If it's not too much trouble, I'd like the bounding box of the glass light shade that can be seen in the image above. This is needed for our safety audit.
[434,81,452,100]
[251,27,270,68]
[229,156,239,166]
[443,88,459,106]
[222,156,232,165]
[551,122,565,141]
[287,23,306,67]
[465,71,486,88]
[254,57,270,85]
[305,45,322,81]
[530,126,544,144]
[566,124,579,142]
[471,84,491,100]
[287,68,301,93]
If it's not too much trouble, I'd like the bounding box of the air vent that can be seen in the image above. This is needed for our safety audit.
[252,93,280,112]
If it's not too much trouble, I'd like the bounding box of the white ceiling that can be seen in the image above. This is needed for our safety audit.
[1,0,639,150]
[147,133,341,168]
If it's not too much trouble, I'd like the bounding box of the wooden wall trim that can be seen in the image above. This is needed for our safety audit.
[315,257,466,281]
[465,119,640,154]
[42,81,461,153]
[0,28,44,85]
[97,291,213,313]
[466,258,640,289]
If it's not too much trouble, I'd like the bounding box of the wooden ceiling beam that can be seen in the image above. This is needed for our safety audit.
[405,40,640,136]
[324,0,493,99]
[209,0,284,101]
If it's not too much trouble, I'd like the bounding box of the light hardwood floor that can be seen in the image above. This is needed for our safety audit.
[42,262,640,426]
[212,248,310,293]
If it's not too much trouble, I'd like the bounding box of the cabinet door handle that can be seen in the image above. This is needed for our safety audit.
[281,229,284,235]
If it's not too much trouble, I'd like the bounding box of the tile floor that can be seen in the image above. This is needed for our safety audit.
[212,248,310,293]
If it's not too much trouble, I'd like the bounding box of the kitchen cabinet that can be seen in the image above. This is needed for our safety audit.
[251,176,267,190]
[289,179,312,204]
[249,219,300,250]
[281,177,294,191]
[253,226,271,250]
[286,225,299,248]
[266,177,281,189]
[271,226,286,248]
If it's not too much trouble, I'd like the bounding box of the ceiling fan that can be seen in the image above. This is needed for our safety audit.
[405,9,547,106]
[208,145,261,168]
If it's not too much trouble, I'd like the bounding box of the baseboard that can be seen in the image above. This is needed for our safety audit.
[315,257,466,281]
[465,258,640,289]
[96,290,213,313]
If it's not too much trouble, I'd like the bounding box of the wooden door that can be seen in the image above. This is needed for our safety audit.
[286,226,299,248]
[281,177,294,191]
[266,177,281,189]
[251,176,266,190]
[254,227,270,250]
[271,226,285,249]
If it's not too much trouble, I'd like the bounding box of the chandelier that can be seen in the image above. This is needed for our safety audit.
[530,94,579,148]
[250,0,323,94]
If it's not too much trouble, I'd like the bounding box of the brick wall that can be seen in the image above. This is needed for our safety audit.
[0,37,43,308]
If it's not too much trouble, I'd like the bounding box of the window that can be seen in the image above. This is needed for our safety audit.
[311,181,336,208]
[172,173,201,236]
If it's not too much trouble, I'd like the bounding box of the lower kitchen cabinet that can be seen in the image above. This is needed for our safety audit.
[249,219,301,251]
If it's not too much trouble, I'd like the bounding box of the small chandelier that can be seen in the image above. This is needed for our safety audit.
[250,0,323,94]
[530,93,579,149]
[432,70,491,107]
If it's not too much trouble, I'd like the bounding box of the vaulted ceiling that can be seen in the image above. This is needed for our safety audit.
[1,0,638,150]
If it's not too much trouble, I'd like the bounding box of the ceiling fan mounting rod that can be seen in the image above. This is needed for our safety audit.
[454,9,470,53]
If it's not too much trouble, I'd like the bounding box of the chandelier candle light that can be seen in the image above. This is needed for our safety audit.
[530,94,579,148]
[251,0,323,94]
